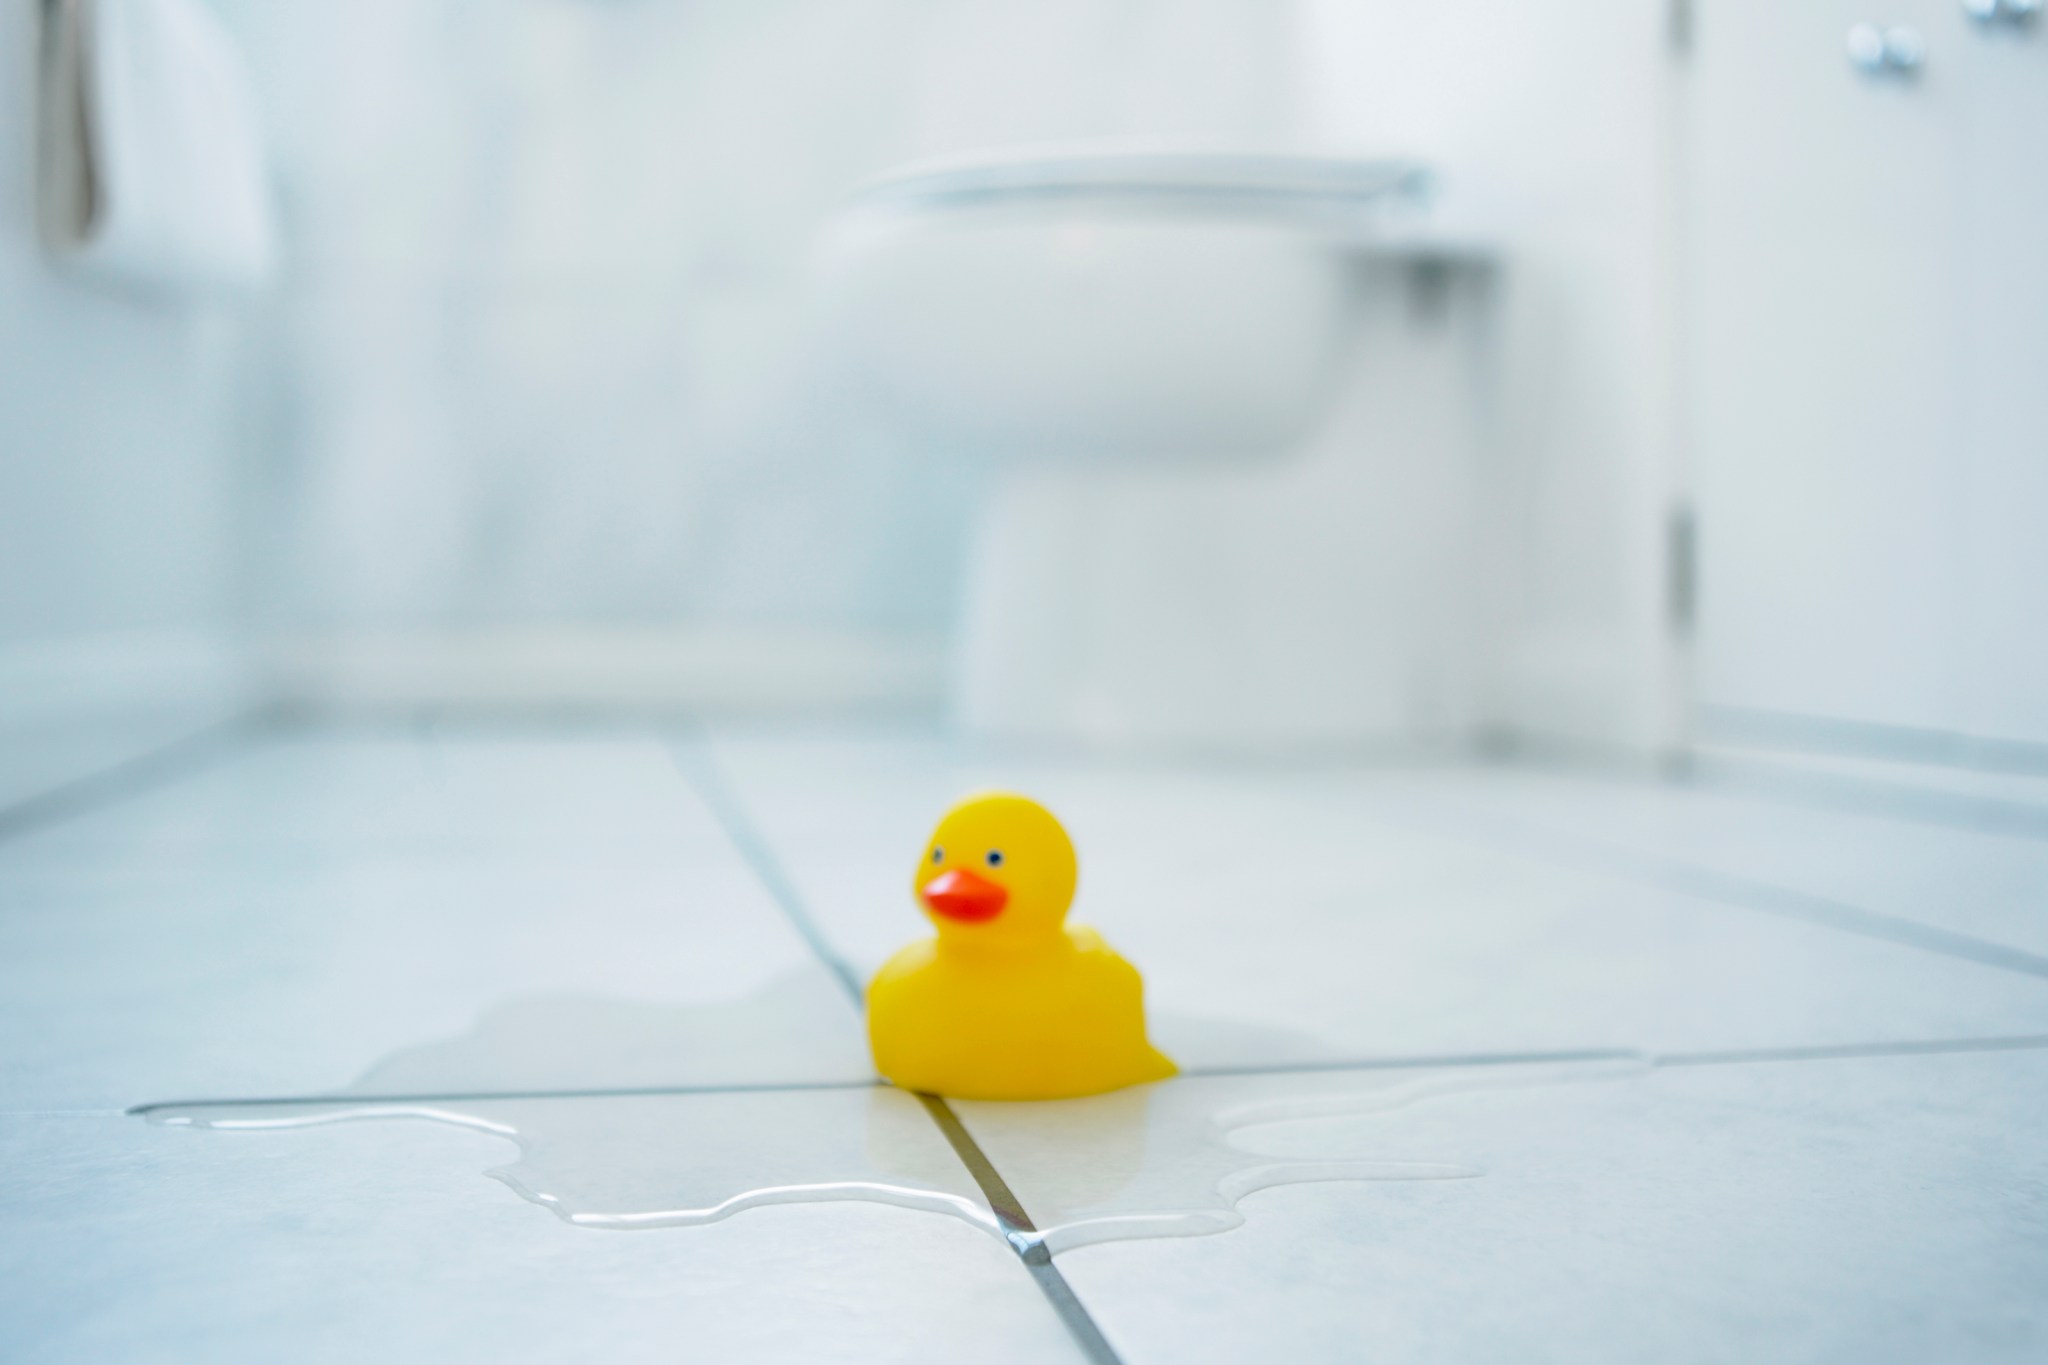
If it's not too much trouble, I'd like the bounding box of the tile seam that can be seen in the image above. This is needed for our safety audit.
[125,1079,883,1116]
[121,1030,2048,1117]
[1389,801,2048,982]
[0,710,264,845]
[1688,761,2048,842]
[667,728,1128,1365]
[665,730,865,1002]
[1651,1034,2048,1069]
[136,1057,1617,1120]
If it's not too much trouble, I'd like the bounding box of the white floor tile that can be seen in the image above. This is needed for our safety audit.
[706,732,2048,1064]
[146,1085,992,1237]
[10,721,2045,1363]
[0,1107,1078,1364]
[2,728,736,866]
[0,709,229,817]
[1695,743,2048,818]
[1392,765,2048,959]
[0,855,867,1110]
[1045,1047,2048,1363]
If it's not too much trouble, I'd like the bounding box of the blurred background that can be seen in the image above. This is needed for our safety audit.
[3,0,2045,801]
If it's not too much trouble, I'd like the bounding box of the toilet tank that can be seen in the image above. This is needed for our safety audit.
[813,148,1430,463]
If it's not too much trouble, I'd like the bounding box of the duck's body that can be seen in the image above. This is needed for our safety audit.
[870,925,1176,1101]
[866,792,1176,1101]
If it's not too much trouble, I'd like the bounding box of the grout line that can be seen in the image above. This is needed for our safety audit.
[127,1054,1637,1118]
[0,710,264,845]
[1652,1034,2048,1069]
[129,1032,2048,1119]
[917,1093,1042,1245]
[121,1057,1533,1116]
[1626,853,2048,979]
[127,1079,883,1117]
[1395,802,2048,982]
[665,731,865,1002]
[667,727,1128,1365]
[1177,1048,1642,1078]
[919,1093,1125,1365]
[1484,732,2048,842]
[1695,705,2048,778]
[1019,1257,1129,1365]
[1688,760,2048,844]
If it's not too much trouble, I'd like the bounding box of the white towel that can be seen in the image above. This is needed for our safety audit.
[37,0,276,297]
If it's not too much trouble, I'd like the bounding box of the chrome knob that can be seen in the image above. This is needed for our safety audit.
[1848,23,1927,73]
[1963,0,2042,25]
[1847,23,1889,69]
[1884,24,1928,66]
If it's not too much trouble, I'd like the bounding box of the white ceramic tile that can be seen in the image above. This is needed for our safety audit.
[0,709,228,816]
[946,1063,1592,1253]
[1041,1047,2048,1363]
[0,1105,1079,1364]
[1386,765,2048,959]
[1,730,442,863]
[705,731,2048,1064]
[0,728,873,1110]
[145,1085,993,1237]
[421,728,740,860]
[0,854,867,1110]
[1,727,736,866]
[1696,742,2048,815]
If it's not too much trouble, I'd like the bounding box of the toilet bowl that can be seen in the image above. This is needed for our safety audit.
[816,144,1494,753]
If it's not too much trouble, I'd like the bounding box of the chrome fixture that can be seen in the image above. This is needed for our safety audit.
[1962,0,2042,26]
[1847,23,1926,74]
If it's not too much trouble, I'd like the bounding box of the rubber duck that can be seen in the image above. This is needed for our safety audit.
[866,792,1177,1101]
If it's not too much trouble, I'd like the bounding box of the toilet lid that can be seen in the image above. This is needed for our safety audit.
[853,144,1429,212]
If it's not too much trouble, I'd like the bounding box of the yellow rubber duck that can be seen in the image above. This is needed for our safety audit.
[867,792,1177,1101]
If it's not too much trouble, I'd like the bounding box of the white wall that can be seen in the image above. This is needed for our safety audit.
[1955,9,2048,748]
[210,0,1296,657]
[1295,0,1687,756]
[0,0,256,804]
[1685,0,2048,753]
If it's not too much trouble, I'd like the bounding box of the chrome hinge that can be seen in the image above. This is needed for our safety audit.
[1668,505,1697,636]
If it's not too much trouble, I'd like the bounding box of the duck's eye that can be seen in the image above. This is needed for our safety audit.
[931,847,944,865]
[985,850,1004,868]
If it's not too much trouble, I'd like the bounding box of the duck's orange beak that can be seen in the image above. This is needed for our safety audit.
[921,867,1009,923]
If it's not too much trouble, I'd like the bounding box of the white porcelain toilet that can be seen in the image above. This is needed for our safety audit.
[816,144,1495,754]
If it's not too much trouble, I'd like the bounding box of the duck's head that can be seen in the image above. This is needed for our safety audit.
[914,792,1076,951]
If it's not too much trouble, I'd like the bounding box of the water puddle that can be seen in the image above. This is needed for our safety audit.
[153,1086,1000,1235]
[142,975,1647,1251]
[951,1057,1644,1252]
[337,968,873,1096]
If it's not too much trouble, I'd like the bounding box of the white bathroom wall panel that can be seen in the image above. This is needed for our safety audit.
[1296,0,1686,755]
[1688,0,2048,748]
[0,8,245,645]
[0,2,256,802]
[208,0,1295,643]
[1687,0,1961,735]
[1953,20,2048,746]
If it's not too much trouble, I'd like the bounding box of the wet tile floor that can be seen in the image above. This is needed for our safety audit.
[2,719,2045,1363]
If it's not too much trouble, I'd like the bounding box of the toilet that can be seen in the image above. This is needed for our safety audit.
[816,144,1495,754]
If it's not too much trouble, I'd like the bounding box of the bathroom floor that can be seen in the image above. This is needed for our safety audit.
[4,719,2045,1363]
